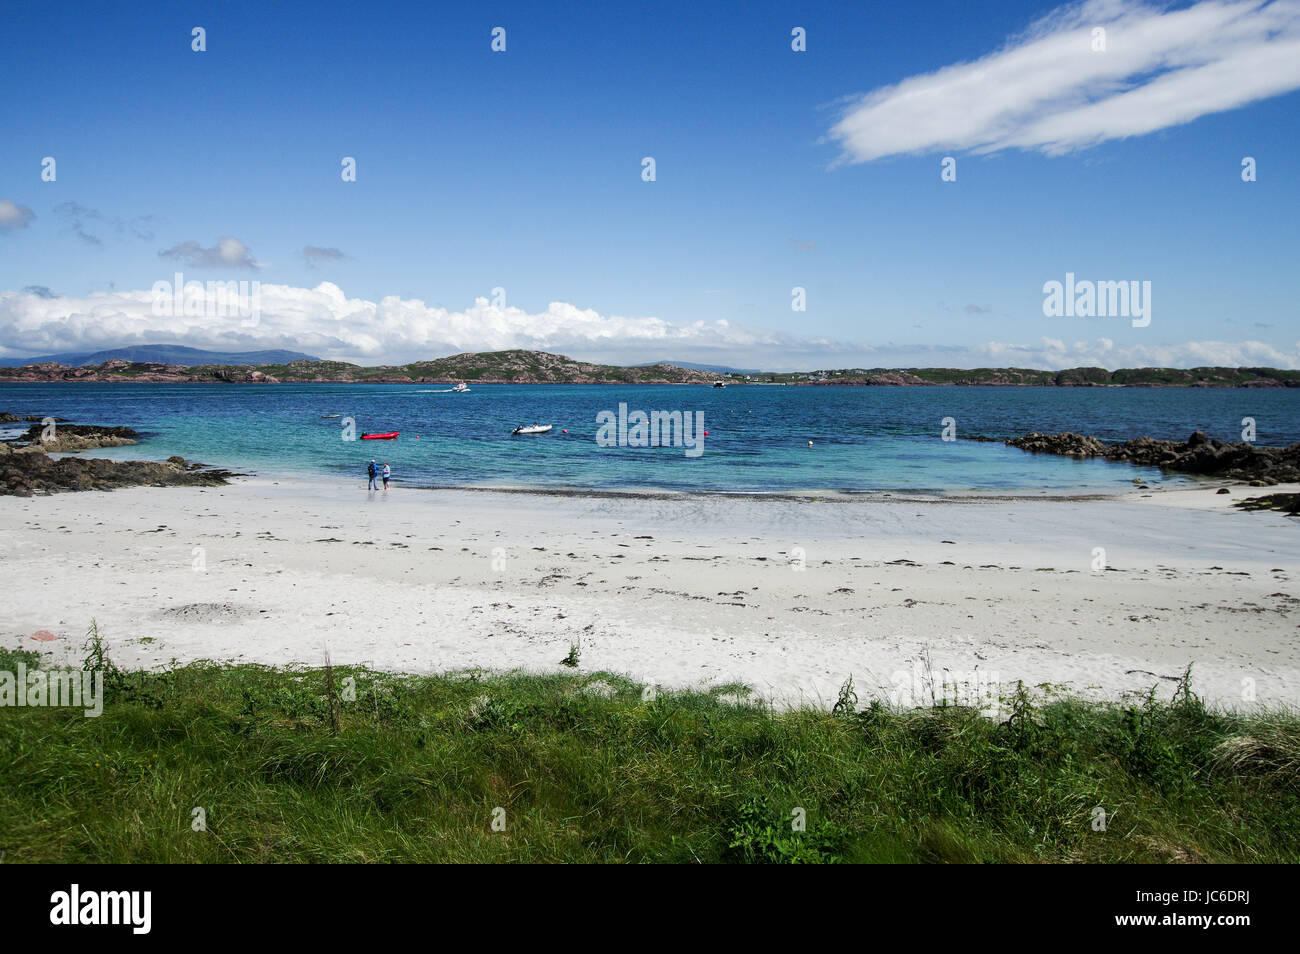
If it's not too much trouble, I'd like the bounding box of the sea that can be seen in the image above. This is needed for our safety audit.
[2,382,1296,494]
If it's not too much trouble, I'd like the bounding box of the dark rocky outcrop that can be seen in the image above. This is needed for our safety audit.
[0,413,68,423]
[7,422,139,453]
[0,413,235,495]
[1233,493,1300,514]
[0,444,235,496]
[997,431,1300,486]
[1007,433,1108,458]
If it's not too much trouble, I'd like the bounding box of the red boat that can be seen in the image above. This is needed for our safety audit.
[361,432,399,440]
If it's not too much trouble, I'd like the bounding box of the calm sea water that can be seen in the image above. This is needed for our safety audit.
[2,383,1296,493]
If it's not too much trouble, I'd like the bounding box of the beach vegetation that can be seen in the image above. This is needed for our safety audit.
[1,639,1297,863]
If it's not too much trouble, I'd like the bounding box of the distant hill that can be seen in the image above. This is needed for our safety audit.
[0,350,720,384]
[0,350,1296,387]
[773,366,1300,387]
[635,360,758,375]
[0,345,321,367]
[369,350,718,384]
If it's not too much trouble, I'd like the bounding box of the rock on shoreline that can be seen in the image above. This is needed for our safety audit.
[0,444,236,496]
[0,414,233,496]
[7,422,140,453]
[999,431,1300,485]
[0,413,69,423]
[1233,493,1300,514]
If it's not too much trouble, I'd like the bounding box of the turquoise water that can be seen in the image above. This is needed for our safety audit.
[2,382,1296,493]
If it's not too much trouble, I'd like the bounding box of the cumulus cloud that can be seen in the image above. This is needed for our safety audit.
[0,282,831,367]
[972,335,1300,369]
[0,199,35,231]
[159,236,262,270]
[0,283,1293,370]
[830,0,1300,162]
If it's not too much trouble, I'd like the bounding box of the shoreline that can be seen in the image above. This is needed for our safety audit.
[300,478,1187,504]
[165,467,1199,503]
[3,474,1297,712]
[27,444,1210,503]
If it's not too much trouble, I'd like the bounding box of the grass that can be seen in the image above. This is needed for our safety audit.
[560,638,581,669]
[1,635,1298,863]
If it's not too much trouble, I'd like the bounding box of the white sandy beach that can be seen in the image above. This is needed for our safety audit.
[1,477,1297,710]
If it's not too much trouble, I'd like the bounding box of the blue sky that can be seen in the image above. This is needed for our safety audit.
[1,0,1298,369]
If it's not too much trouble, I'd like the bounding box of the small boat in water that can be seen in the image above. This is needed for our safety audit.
[321,414,341,418]
[511,424,552,435]
[712,381,727,388]
[451,382,469,392]
[361,432,399,440]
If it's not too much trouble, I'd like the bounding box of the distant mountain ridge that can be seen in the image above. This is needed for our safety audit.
[0,349,1296,387]
[0,345,321,367]
[0,350,722,384]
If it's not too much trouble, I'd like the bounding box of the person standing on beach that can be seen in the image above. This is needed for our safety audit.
[382,462,391,490]
[367,459,378,490]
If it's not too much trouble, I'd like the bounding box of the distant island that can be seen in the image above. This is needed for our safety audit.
[0,345,321,368]
[0,348,1296,387]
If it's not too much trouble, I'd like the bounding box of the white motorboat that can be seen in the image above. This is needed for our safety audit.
[451,382,469,392]
[511,424,553,435]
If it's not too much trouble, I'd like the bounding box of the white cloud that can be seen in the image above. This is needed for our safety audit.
[0,283,1293,370]
[159,236,262,269]
[0,282,823,367]
[0,199,36,231]
[830,0,1300,162]
[972,335,1300,369]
